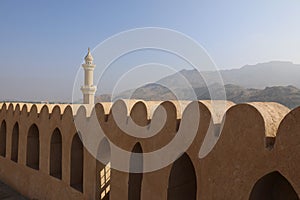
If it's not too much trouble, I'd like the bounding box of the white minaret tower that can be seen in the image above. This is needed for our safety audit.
[81,48,97,104]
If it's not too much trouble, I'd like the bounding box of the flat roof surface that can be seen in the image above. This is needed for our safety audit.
[0,181,28,200]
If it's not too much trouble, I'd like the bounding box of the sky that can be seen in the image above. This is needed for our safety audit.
[0,0,300,102]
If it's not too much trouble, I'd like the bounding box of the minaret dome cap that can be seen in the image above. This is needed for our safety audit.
[84,47,94,62]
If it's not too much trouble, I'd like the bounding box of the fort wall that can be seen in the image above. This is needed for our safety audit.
[0,100,299,200]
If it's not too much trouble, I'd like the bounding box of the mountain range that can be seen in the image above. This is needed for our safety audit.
[157,61,300,89]
[96,61,300,109]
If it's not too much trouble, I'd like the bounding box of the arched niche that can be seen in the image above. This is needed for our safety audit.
[50,128,62,179]
[96,138,111,200]
[128,142,143,200]
[0,120,6,157]
[11,122,19,162]
[26,124,39,170]
[167,153,197,200]
[249,171,299,200]
[70,133,84,192]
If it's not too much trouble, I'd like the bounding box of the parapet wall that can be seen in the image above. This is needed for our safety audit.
[0,100,299,200]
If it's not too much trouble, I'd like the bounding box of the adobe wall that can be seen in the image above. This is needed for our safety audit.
[0,100,299,200]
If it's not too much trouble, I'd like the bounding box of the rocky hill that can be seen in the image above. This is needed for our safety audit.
[96,61,300,109]
[96,84,300,109]
[158,61,300,89]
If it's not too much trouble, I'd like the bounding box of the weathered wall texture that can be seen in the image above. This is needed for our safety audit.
[0,100,299,200]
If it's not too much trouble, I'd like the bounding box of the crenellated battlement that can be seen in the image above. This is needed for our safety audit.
[0,100,290,136]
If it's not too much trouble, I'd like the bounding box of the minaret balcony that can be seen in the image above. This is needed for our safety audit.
[81,86,97,94]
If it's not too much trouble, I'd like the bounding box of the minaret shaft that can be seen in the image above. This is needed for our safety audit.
[81,48,97,104]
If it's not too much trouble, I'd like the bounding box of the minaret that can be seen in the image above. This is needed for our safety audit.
[81,48,97,104]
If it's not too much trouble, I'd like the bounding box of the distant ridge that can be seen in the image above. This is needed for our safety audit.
[157,61,300,89]
[96,61,300,109]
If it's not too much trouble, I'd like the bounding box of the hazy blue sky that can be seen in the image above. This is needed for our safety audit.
[0,0,300,102]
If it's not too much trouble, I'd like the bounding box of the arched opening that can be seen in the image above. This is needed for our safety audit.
[11,123,19,162]
[70,133,83,192]
[96,138,111,200]
[50,128,62,179]
[128,142,143,200]
[26,124,39,170]
[249,171,299,200]
[167,153,197,200]
[0,120,6,157]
